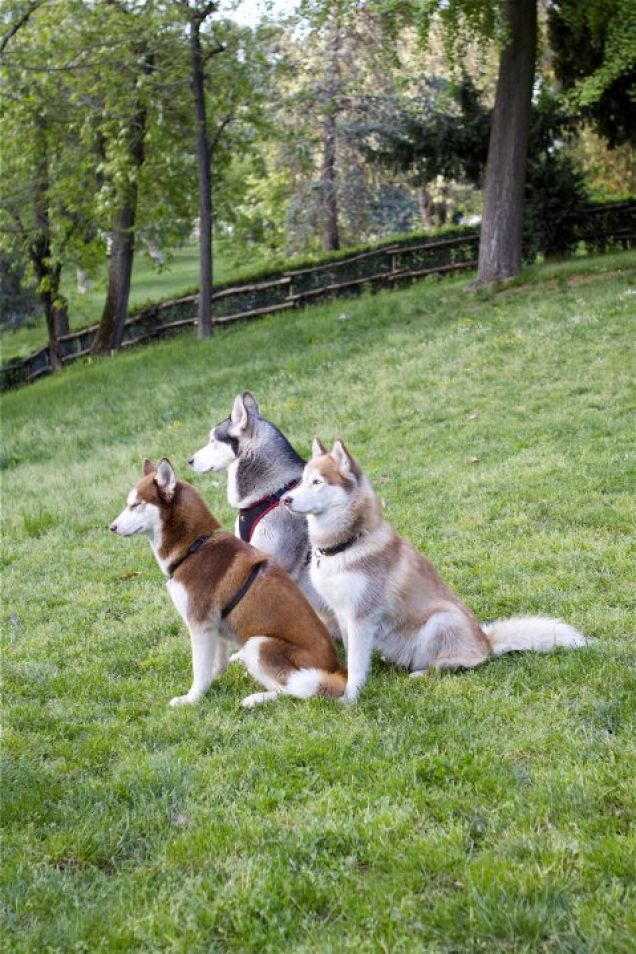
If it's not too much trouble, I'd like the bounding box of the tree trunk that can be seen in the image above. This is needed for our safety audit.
[190,17,213,339]
[320,11,341,252]
[475,0,537,286]
[33,262,65,371]
[54,291,70,339]
[321,110,340,251]
[52,262,69,339]
[91,199,138,353]
[30,118,63,370]
[417,186,432,228]
[91,56,150,355]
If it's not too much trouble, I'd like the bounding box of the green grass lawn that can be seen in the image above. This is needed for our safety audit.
[2,252,635,952]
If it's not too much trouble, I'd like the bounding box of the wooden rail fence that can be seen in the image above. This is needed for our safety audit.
[2,199,634,392]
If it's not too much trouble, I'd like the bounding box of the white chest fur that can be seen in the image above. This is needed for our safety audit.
[167,578,190,625]
[311,554,366,619]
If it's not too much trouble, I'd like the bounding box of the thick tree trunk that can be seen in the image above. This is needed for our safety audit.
[91,200,138,353]
[91,56,150,355]
[321,110,340,251]
[475,0,537,286]
[190,18,213,339]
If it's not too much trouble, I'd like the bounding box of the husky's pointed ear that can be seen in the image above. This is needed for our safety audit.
[155,458,177,501]
[331,439,359,481]
[230,393,249,432]
[143,458,157,476]
[312,436,327,458]
[242,391,260,416]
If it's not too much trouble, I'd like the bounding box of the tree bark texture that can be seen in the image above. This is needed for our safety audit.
[475,0,537,285]
[321,110,340,251]
[91,57,151,355]
[321,13,341,252]
[190,16,213,339]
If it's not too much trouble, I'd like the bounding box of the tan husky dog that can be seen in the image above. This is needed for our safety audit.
[110,458,346,708]
[283,439,587,702]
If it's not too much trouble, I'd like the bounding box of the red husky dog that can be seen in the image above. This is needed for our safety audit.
[110,458,346,708]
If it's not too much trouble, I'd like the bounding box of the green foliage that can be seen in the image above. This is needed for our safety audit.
[0,0,278,332]
[548,0,636,147]
[0,251,41,331]
[2,252,635,951]
[523,90,589,261]
[359,74,490,187]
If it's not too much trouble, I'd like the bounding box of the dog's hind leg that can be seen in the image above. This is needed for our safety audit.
[410,611,489,676]
[234,635,290,707]
[235,635,344,706]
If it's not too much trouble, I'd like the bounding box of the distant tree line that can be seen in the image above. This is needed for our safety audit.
[0,0,634,365]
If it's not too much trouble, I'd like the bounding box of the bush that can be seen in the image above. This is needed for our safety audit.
[523,92,589,261]
[0,251,41,331]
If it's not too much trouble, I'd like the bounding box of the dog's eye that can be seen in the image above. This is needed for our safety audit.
[129,502,141,510]
[312,478,322,486]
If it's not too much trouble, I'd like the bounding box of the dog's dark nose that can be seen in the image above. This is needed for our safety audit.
[187,456,194,466]
[109,522,118,533]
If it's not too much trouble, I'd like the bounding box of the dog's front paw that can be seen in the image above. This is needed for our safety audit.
[241,690,277,708]
[339,687,360,704]
[169,693,198,708]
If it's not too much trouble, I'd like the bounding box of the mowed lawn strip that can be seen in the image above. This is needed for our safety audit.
[2,252,635,953]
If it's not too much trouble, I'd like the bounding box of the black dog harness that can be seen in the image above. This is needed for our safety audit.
[167,535,266,618]
[238,479,300,543]
[167,535,210,577]
[220,561,265,619]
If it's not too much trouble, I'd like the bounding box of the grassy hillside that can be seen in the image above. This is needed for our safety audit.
[2,252,635,952]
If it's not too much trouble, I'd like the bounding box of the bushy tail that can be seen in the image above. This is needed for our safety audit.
[483,616,587,657]
[286,666,347,699]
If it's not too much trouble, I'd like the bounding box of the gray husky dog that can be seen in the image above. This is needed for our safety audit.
[189,392,336,630]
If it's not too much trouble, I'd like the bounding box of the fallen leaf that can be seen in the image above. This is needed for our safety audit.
[377,475,391,484]
[465,455,480,464]
[120,571,141,581]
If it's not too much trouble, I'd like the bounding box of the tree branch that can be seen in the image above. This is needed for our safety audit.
[210,110,234,152]
[0,0,47,56]
[195,2,217,23]
[203,41,225,63]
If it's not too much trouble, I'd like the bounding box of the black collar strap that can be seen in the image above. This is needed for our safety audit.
[168,535,210,578]
[238,478,300,543]
[221,561,266,619]
[315,534,361,559]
